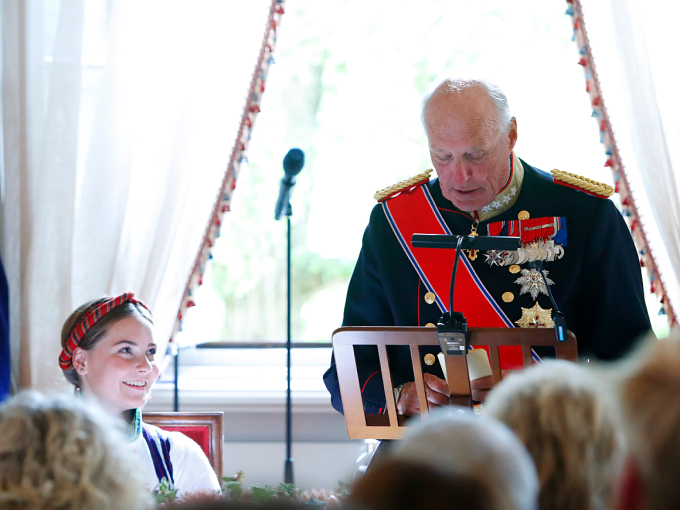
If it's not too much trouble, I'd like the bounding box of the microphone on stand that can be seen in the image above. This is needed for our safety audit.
[411,234,521,355]
[273,148,305,485]
[274,148,305,221]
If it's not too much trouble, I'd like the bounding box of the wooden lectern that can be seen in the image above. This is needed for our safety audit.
[332,326,577,439]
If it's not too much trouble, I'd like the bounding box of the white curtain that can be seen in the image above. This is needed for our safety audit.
[607,0,680,318]
[0,0,271,392]
[611,0,680,314]
[580,0,680,322]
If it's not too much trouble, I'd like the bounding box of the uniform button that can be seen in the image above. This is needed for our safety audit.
[502,292,514,303]
[424,323,436,328]
[509,264,521,274]
[424,353,436,365]
[518,210,530,220]
[424,292,436,305]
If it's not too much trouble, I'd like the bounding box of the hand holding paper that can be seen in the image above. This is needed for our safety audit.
[438,349,494,403]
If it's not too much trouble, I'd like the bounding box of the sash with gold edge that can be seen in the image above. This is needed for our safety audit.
[382,184,513,328]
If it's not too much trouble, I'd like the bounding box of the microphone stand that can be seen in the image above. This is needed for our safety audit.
[411,233,566,345]
[411,234,522,356]
[275,149,304,486]
[284,200,294,485]
[412,234,521,407]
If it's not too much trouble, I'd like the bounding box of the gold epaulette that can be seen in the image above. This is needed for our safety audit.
[550,169,614,198]
[374,169,434,202]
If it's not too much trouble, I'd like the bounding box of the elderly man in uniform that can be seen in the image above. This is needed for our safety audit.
[324,78,651,416]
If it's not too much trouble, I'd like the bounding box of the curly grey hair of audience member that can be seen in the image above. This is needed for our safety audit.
[619,332,680,510]
[484,360,623,510]
[0,391,152,510]
[389,408,539,510]
[421,77,514,135]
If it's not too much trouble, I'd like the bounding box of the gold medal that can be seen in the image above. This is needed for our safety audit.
[515,302,555,328]
[464,219,480,261]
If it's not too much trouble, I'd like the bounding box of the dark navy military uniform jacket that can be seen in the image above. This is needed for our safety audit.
[323,160,651,414]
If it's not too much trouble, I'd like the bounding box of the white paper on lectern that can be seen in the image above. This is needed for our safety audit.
[437,349,492,384]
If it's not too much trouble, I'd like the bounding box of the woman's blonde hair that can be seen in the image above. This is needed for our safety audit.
[620,333,680,509]
[484,360,622,510]
[0,391,152,510]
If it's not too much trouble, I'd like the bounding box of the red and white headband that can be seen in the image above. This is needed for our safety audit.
[59,292,152,371]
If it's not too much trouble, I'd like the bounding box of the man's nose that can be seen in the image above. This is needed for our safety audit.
[447,160,472,187]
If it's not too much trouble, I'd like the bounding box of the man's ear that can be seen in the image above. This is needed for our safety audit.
[508,117,518,152]
[618,456,644,510]
[72,347,87,374]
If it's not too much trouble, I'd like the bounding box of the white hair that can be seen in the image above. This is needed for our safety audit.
[391,408,538,510]
[421,78,513,134]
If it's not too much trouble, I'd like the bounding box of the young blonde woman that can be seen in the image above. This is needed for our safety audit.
[59,292,220,497]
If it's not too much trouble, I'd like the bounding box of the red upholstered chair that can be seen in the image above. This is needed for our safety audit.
[144,412,224,479]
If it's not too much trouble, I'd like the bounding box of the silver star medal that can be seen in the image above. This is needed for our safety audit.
[484,250,505,267]
[514,268,554,300]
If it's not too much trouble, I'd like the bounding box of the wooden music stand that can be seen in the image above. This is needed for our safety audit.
[332,326,577,439]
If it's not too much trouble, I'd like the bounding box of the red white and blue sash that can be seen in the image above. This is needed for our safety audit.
[382,184,513,328]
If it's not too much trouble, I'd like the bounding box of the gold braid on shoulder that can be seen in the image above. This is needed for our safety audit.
[550,169,614,198]
[374,169,433,202]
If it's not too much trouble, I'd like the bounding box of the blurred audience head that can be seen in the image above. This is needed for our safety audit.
[617,333,680,510]
[389,408,538,510]
[348,458,494,510]
[0,391,152,510]
[484,360,622,510]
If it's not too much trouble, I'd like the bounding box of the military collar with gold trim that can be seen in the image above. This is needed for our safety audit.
[476,152,525,223]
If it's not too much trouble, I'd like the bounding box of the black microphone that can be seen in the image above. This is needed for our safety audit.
[275,149,305,221]
[411,234,522,357]
[412,234,521,251]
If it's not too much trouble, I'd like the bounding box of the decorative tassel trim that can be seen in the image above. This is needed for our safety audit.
[566,0,676,326]
[169,0,287,346]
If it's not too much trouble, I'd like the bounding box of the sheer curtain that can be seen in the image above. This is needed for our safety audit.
[1,0,271,392]
[607,0,680,321]
[578,0,680,324]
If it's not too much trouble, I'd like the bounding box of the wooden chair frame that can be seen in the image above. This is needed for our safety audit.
[332,326,577,439]
[144,412,224,479]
